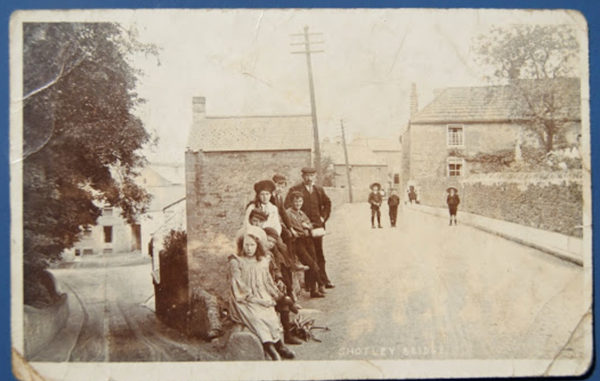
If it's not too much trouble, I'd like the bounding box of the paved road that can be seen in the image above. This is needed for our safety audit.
[34,253,222,362]
[292,203,587,361]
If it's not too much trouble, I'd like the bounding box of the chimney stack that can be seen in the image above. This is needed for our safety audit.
[192,97,206,123]
[410,83,419,118]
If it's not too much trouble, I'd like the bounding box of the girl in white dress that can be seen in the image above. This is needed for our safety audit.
[228,226,295,360]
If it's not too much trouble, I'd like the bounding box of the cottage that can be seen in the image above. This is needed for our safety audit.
[401,79,581,197]
[185,96,313,335]
[64,204,141,260]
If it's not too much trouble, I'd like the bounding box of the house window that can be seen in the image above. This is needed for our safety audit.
[393,174,400,184]
[103,226,113,243]
[103,207,114,217]
[447,125,464,146]
[447,157,464,177]
[82,227,92,238]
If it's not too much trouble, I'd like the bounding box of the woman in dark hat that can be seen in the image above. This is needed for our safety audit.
[446,187,460,226]
[368,182,383,228]
[244,180,283,235]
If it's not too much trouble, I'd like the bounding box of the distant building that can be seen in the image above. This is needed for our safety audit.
[351,136,402,189]
[401,79,581,194]
[65,204,140,260]
[185,96,313,311]
[321,141,388,191]
[64,163,186,261]
[136,163,186,257]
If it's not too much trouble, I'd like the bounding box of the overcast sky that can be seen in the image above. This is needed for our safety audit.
[123,9,583,163]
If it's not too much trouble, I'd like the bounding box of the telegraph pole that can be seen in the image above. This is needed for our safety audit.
[340,120,353,203]
[291,26,324,185]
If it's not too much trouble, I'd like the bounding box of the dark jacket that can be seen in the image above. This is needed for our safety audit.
[285,183,332,228]
[270,193,293,232]
[368,192,383,210]
[388,194,400,207]
[447,194,460,206]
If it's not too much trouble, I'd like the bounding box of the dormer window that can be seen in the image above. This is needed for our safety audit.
[447,125,464,147]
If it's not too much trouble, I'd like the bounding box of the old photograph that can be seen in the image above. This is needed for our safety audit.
[10,8,592,380]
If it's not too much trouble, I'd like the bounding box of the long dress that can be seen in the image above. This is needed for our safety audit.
[228,254,283,343]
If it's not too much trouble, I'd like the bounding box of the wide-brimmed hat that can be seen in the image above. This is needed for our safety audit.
[301,167,317,174]
[272,174,287,183]
[370,182,382,190]
[446,187,458,193]
[254,179,276,194]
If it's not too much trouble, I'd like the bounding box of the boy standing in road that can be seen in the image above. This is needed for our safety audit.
[368,183,383,229]
[387,188,400,227]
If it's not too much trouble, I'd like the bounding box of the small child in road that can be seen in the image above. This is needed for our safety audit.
[368,183,383,228]
[447,187,460,226]
[387,188,400,227]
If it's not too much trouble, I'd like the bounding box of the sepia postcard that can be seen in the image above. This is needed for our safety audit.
[10,8,592,381]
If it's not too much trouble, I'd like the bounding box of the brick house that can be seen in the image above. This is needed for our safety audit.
[185,97,313,336]
[401,79,581,200]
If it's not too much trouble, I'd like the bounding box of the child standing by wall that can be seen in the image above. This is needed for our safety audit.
[446,187,460,226]
[368,183,383,228]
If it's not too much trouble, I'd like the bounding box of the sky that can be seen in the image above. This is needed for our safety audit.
[121,9,584,163]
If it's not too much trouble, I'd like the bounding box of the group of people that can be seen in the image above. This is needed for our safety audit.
[368,182,400,228]
[228,167,333,361]
[368,182,461,227]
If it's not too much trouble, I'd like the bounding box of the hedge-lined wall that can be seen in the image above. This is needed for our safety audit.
[417,171,583,237]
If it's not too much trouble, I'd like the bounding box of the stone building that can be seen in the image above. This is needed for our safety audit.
[185,96,313,336]
[321,141,388,191]
[351,136,402,189]
[401,79,581,196]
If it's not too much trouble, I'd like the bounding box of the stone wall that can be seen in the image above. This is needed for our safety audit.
[417,171,583,238]
[185,149,311,317]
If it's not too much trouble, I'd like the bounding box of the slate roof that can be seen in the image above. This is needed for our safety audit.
[187,114,313,152]
[321,142,387,166]
[411,78,581,125]
[148,163,185,185]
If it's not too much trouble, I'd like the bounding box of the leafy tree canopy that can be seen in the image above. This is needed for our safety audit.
[23,23,159,305]
[472,24,581,153]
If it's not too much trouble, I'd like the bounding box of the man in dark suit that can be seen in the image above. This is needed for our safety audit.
[285,167,334,290]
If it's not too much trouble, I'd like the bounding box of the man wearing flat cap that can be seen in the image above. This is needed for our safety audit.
[285,167,334,289]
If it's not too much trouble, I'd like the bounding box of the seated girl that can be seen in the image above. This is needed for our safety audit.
[228,226,296,360]
[244,180,282,235]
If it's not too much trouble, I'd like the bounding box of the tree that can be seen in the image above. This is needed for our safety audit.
[472,25,580,153]
[23,23,159,306]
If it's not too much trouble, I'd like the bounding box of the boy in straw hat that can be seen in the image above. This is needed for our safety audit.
[368,182,383,228]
